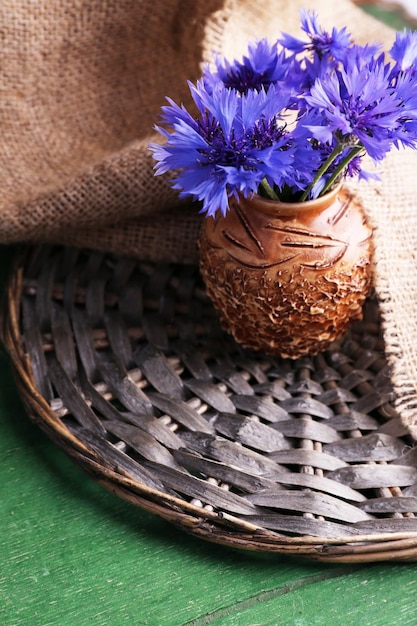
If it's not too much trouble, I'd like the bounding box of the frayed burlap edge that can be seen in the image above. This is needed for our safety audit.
[345,149,417,439]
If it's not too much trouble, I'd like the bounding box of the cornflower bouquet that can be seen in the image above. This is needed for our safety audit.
[150,11,417,218]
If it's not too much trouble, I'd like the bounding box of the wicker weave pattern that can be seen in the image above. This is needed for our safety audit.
[3,245,417,562]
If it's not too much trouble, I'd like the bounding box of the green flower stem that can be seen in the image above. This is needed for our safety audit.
[299,143,344,202]
[319,144,364,196]
[260,142,365,203]
[260,177,280,200]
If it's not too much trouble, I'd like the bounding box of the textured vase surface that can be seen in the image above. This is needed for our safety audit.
[199,185,374,359]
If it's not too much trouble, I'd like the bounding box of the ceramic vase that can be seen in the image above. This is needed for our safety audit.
[199,185,374,359]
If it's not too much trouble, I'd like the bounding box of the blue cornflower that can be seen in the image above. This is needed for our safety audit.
[151,11,417,209]
[390,29,417,74]
[305,61,404,161]
[279,10,351,61]
[285,114,327,196]
[344,154,380,183]
[150,83,296,217]
[387,70,417,148]
[203,38,291,94]
[341,42,384,73]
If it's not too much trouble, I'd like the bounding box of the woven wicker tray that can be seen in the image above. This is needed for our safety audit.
[3,245,417,562]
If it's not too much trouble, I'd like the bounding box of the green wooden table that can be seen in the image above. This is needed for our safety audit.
[2,6,417,625]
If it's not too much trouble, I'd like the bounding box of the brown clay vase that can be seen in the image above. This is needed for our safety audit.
[199,185,374,359]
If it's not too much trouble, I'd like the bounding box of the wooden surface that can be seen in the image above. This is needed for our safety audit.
[2,6,417,625]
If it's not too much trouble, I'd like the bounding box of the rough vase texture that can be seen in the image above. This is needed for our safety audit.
[2,0,417,435]
[199,187,374,359]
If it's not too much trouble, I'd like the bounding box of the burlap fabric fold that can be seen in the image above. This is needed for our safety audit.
[2,0,417,434]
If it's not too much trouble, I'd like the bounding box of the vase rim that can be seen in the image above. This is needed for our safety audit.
[242,183,343,212]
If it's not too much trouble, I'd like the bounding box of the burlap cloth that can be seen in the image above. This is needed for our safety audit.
[2,0,417,435]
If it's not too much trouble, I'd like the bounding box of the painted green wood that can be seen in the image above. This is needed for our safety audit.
[0,381,354,626]
[203,565,417,625]
[3,378,417,626]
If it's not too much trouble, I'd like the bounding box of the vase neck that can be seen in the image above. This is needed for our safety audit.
[235,185,342,218]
